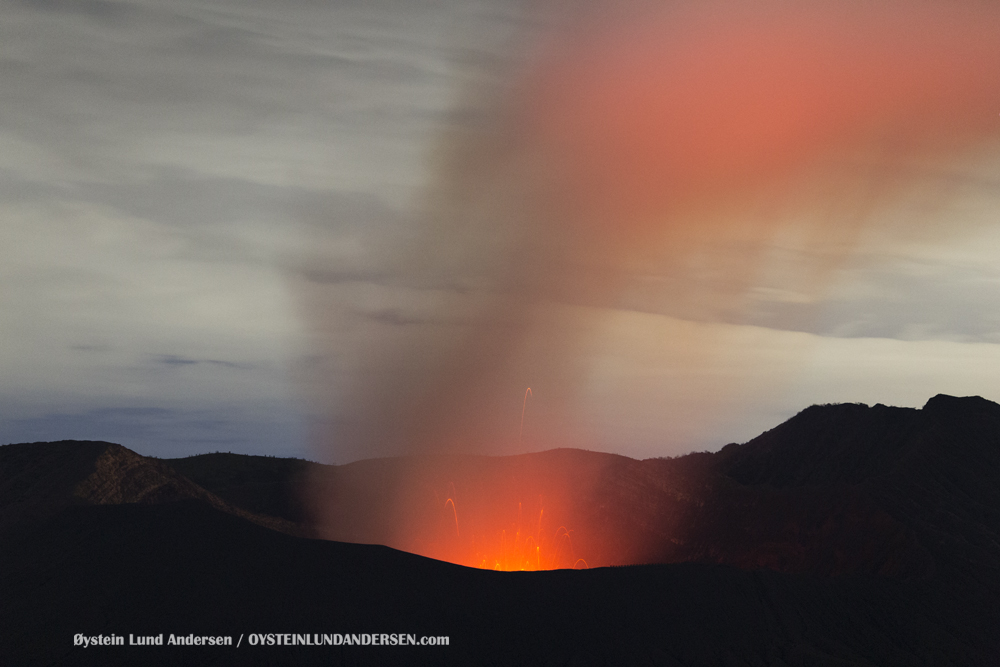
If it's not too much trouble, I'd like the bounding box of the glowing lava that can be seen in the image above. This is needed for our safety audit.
[441,497,588,571]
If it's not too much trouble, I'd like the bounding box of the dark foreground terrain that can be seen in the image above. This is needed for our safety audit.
[2,394,999,665]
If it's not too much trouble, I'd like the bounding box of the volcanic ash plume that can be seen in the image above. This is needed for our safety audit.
[297,0,1000,557]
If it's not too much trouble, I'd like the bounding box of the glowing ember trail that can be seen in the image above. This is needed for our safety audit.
[519,387,532,451]
[444,497,460,538]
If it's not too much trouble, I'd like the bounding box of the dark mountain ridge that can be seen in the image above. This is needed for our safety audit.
[718,394,1000,488]
[2,394,999,665]
[0,439,303,536]
[713,395,1000,584]
[154,394,997,581]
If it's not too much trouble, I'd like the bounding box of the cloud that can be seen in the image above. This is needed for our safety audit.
[15,0,139,23]
[0,0,506,195]
[153,354,246,369]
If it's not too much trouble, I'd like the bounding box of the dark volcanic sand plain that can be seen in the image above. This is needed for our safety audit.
[2,394,1000,665]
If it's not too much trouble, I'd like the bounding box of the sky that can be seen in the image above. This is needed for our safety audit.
[2,0,1000,463]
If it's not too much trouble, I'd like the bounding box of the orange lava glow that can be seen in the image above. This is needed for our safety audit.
[448,501,588,571]
[403,460,601,570]
[428,498,588,572]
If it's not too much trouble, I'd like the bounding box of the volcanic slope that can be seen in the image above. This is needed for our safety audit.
[0,440,301,536]
[2,394,999,665]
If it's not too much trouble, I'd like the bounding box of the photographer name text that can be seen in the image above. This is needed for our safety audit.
[73,632,449,648]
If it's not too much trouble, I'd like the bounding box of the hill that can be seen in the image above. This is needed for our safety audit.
[0,440,303,536]
[2,394,999,665]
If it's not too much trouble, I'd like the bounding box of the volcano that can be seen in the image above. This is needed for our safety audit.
[3,394,1000,665]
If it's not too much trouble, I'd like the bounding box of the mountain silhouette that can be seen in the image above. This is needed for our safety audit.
[2,395,999,665]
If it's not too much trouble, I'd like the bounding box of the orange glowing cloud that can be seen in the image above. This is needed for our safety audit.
[517,0,1000,232]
